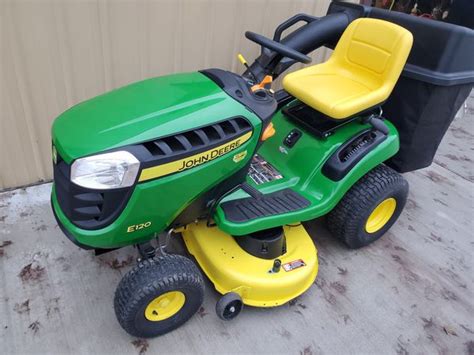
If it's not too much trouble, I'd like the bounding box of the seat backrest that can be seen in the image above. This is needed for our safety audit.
[330,18,413,91]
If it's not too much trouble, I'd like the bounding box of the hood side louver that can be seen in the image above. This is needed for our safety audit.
[142,116,252,160]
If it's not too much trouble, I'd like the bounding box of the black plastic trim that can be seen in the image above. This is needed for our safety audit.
[283,129,303,148]
[283,103,356,138]
[274,89,294,110]
[273,14,319,42]
[200,69,277,123]
[322,129,387,181]
[283,102,385,138]
[53,155,134,231]
[51,197,93,250]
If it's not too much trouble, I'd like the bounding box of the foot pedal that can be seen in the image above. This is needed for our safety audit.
[220,189,310,223]
[240,182,263,199]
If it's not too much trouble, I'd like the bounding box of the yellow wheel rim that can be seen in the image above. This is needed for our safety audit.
[365,197,397,234]
[145,291,186,321]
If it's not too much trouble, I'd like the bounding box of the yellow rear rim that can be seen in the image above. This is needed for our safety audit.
[365,197,397,234]
[145,291,186,321]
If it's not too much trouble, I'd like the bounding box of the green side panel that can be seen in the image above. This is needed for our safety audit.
[52,72,240,163]
[215,101,400,235]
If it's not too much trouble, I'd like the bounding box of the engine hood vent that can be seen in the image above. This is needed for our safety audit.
[142,117,252,158]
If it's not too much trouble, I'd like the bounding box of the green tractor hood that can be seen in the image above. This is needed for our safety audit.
[52,72,249,163]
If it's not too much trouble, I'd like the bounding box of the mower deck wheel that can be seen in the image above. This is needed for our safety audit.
[216,292,243,321]
[326,164,408,249]
[114,254,204,338]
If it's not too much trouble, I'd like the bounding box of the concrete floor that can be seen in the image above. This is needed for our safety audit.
[1,93,473,355]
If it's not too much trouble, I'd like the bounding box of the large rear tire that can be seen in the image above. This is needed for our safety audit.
[114,254,204,338]
[326,165,408,249]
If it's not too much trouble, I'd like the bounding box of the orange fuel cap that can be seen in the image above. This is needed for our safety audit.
[251,75,273,92]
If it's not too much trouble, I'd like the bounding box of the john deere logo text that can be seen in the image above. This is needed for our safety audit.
[139,131,252,182]
[178,140,242,171]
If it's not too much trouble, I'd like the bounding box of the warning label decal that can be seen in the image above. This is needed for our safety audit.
[282,259,306,272]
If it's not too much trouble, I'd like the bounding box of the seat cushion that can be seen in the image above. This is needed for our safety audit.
[282,18,413,120]
[283,63,380,119]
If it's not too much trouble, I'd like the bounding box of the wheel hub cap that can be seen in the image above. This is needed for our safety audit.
[145,291,186,321]
[365,197,397,234]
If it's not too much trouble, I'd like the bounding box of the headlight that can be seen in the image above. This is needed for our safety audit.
[71,151,140,190]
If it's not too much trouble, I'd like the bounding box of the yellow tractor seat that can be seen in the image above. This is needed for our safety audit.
[282,18,413,120]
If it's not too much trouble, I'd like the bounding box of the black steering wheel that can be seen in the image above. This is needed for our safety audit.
[245,31,311,64]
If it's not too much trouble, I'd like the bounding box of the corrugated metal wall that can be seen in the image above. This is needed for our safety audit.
[0,0,340,190]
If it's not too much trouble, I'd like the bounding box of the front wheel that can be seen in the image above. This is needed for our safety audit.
[114,254,204,338]
[326,165,408,249]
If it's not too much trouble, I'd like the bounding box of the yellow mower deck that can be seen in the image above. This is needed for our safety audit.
[182,222,318,307]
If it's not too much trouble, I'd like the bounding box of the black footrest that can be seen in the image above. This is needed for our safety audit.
[220,189,310,223]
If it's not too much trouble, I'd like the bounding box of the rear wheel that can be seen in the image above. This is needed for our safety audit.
[326,165,408,249]
[114,254,204,338]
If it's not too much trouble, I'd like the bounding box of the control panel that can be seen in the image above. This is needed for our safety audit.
[283,129,302,148]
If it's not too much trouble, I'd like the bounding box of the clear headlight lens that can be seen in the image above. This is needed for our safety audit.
[71,151,140,190]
